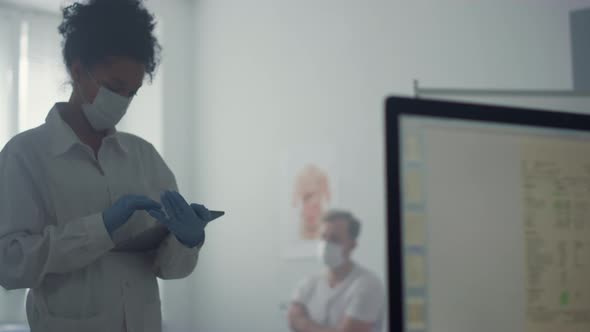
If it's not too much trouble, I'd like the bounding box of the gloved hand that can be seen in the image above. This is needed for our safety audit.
[103,194,162,237]
[147,191,210,248]
[190,203,213,224]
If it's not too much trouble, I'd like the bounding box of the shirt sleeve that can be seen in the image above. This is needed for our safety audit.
[147,144,200,280]
[0,151,115,290]
[153,233,201,279]
[345,275,385,323]
[291,276,316,306]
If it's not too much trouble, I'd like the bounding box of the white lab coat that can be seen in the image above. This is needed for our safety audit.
[0,104,200,332]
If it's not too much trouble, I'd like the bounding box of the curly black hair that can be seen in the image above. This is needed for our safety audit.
[58,0,161,81]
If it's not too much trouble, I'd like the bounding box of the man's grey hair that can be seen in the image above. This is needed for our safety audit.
[322,210,361,241]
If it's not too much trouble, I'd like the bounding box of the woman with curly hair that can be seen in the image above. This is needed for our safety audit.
[0,1,213,331]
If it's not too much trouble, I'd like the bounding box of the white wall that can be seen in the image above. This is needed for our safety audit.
[189,0,589,331]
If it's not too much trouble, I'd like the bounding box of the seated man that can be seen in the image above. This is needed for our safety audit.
[288,210,385,332]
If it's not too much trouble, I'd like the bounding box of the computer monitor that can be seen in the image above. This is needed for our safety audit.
[385,96,590,332]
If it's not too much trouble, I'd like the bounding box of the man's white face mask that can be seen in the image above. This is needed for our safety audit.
[317,240,346,269]
[79,71,133,130]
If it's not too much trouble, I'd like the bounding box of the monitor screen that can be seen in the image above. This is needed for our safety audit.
[388,97,590,332]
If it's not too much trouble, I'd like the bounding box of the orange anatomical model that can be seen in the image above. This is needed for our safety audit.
[292,164,332,240]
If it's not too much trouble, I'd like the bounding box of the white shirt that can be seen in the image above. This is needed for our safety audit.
[292,263,385,332]
[0,104,200,332]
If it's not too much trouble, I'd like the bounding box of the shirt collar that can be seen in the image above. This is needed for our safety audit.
[46,104,128,157]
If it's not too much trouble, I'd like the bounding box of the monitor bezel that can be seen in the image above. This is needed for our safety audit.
[385,96,590,332]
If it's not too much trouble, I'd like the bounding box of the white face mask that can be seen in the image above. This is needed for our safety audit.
[79,72,132,130]
[318,241,346,269]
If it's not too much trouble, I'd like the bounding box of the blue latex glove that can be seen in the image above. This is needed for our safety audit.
[103,194,162,237]
[190,203,213,224]
[148,191,210,248]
